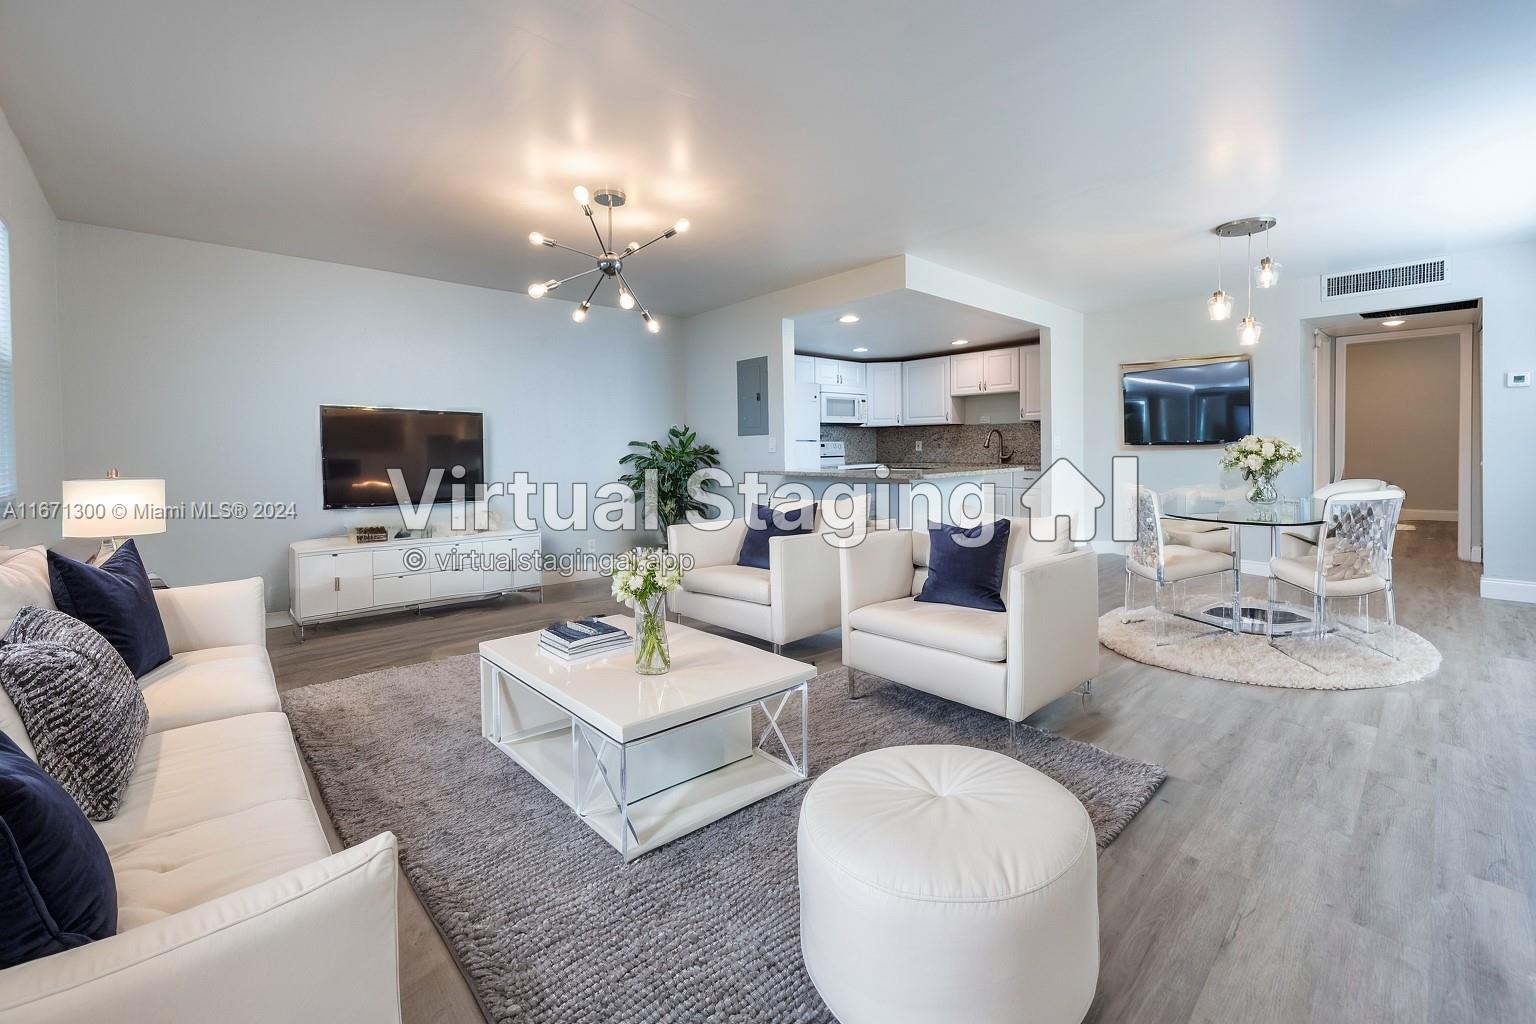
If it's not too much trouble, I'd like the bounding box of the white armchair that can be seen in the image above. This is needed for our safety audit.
[838,518,1101,727]
[667,502,847,652]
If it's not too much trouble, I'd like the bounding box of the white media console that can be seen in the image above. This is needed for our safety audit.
[287,529,543,636]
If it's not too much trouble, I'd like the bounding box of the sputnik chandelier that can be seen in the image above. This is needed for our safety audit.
[1207,217,1280,346]
[525,186,689,334]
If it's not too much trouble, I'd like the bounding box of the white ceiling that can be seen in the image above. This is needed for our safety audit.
[1,1,1534,317]
[792,290,1037,360]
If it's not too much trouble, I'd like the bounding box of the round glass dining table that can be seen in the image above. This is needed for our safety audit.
[1157,491,1326,635]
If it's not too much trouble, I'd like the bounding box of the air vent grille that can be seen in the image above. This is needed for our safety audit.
[1324,258,1445,299]
[1360,299,1478,319]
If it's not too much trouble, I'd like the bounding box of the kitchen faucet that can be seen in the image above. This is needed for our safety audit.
[983,428,1012,464]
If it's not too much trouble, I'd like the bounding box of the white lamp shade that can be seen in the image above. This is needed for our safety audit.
[62,478,167,538]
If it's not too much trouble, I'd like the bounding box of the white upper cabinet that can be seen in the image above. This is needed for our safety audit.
[795,354,817,386]
[950,347,1019,395]
[865,362,904,427]
[815,357,867,394]
[1019,346,1042,419]
[902,356,958,425]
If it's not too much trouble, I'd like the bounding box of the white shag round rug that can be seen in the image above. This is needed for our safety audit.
[1098,609,1441,690]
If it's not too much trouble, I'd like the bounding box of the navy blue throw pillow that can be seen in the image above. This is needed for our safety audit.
[0,730,118,969]
[737,503,817,570]
[47,540,170,678]
[915,519,1012,612]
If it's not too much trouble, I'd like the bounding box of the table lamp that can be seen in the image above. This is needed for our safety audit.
[62,470,167,564]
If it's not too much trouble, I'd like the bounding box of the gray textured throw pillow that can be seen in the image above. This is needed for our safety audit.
[0,607,148,820]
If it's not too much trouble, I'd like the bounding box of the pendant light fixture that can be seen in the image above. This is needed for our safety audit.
[1254,223,1281,288]
[526,186,688,334]
[1207,235,1233,321]
[1210,217,1276,345]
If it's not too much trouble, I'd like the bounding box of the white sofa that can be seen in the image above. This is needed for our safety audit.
[667,504,845,652]
[0,569,402,1024]
[839,518,1100,724]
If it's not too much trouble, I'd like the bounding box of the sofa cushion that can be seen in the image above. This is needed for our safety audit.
[849,596,1008,663]
[681,564,771,606]
[912,517,1074,606]
[916,520,1011,612]
[737,502,816,570]
[0,608,148,821]
[48,540,171,678]
[110,798,330,931]
[138,645,281,734]
[0,547,54,634]
[0,731,118,968]
[92,712,313,854]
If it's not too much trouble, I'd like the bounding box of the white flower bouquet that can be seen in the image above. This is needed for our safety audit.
[609,547,685,674]
[1218,434,1302,504]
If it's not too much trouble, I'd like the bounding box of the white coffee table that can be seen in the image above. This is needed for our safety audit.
[479,616,814,861]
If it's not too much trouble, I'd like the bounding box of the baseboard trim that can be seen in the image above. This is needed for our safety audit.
[1402,508,1457,522]
[1480,576,1536,604]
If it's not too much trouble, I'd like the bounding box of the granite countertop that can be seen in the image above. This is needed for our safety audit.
[761,462,1041,481]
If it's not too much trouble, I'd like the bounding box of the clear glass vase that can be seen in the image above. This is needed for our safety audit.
[633,592,671,675]
[1245,474,1279,504]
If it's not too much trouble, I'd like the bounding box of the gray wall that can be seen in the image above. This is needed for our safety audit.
[0,103,64,547]
[1343,335,1459,512]
[57,223,685,608]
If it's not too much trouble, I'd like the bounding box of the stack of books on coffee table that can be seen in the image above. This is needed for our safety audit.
[537,618,630,662]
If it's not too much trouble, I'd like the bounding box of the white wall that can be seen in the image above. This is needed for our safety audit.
[1083,240,1536,599]
[0,103,64,546]
[57,223,684,609]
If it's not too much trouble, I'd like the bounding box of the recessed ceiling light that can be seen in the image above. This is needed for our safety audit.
[852,347,868,353]
[838,314,860,324]
[1381,319,1407,327]
[952,339,970,346]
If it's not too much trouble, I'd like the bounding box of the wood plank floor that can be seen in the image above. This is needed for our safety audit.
[270,522,1536,1023]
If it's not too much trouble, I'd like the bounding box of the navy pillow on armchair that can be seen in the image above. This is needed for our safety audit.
[915,519,1012,612]
[47,539,171,678]
[737,503,817,570]
[0,730,118,969]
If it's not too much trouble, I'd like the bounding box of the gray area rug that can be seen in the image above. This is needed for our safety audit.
[284,655,1166,1023]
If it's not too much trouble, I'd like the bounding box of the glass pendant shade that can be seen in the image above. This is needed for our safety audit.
[1208,289,1234,321]
[1239,315,1262,346]
[1254,256,1281,289]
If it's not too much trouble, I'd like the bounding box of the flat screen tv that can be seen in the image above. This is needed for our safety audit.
[320,406,485,509]
[1121,355,1251,446]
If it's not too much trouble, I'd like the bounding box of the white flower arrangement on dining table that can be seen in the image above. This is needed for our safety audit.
[1218,434,1303,484]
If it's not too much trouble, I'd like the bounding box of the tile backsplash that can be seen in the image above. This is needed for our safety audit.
[822,421,1041,467]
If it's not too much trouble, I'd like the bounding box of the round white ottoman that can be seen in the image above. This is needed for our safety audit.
[797,744,1098,1024]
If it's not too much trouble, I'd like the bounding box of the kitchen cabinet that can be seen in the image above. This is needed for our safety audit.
[902,356,958,425]
[1020,346,1042,419]
[865,362,904,426]
[950,347,1019,395]
[815,358,867,394]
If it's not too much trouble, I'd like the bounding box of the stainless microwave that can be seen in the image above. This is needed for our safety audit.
[819,392,868,424]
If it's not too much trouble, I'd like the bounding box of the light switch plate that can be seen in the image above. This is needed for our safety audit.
[1507,371,1531,387]
[915,440,923,452]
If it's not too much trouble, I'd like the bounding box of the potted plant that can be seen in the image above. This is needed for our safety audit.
[1219,434,1302,504]
[618,425,723,531]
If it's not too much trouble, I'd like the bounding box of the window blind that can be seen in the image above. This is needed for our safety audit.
[0,220,14,503]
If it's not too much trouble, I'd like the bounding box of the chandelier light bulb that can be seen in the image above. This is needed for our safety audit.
[571,303,589,323]
[1254,255,1281,289]
[626,242,639,253]
[673,219,690,234]
[527,282,548,299]
[572,185,590,206]
[528,232,545,246]
[618,288,636,310]
[644,312,660,334]
[1239,315,1262,346]
[1207,289,1233,321]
